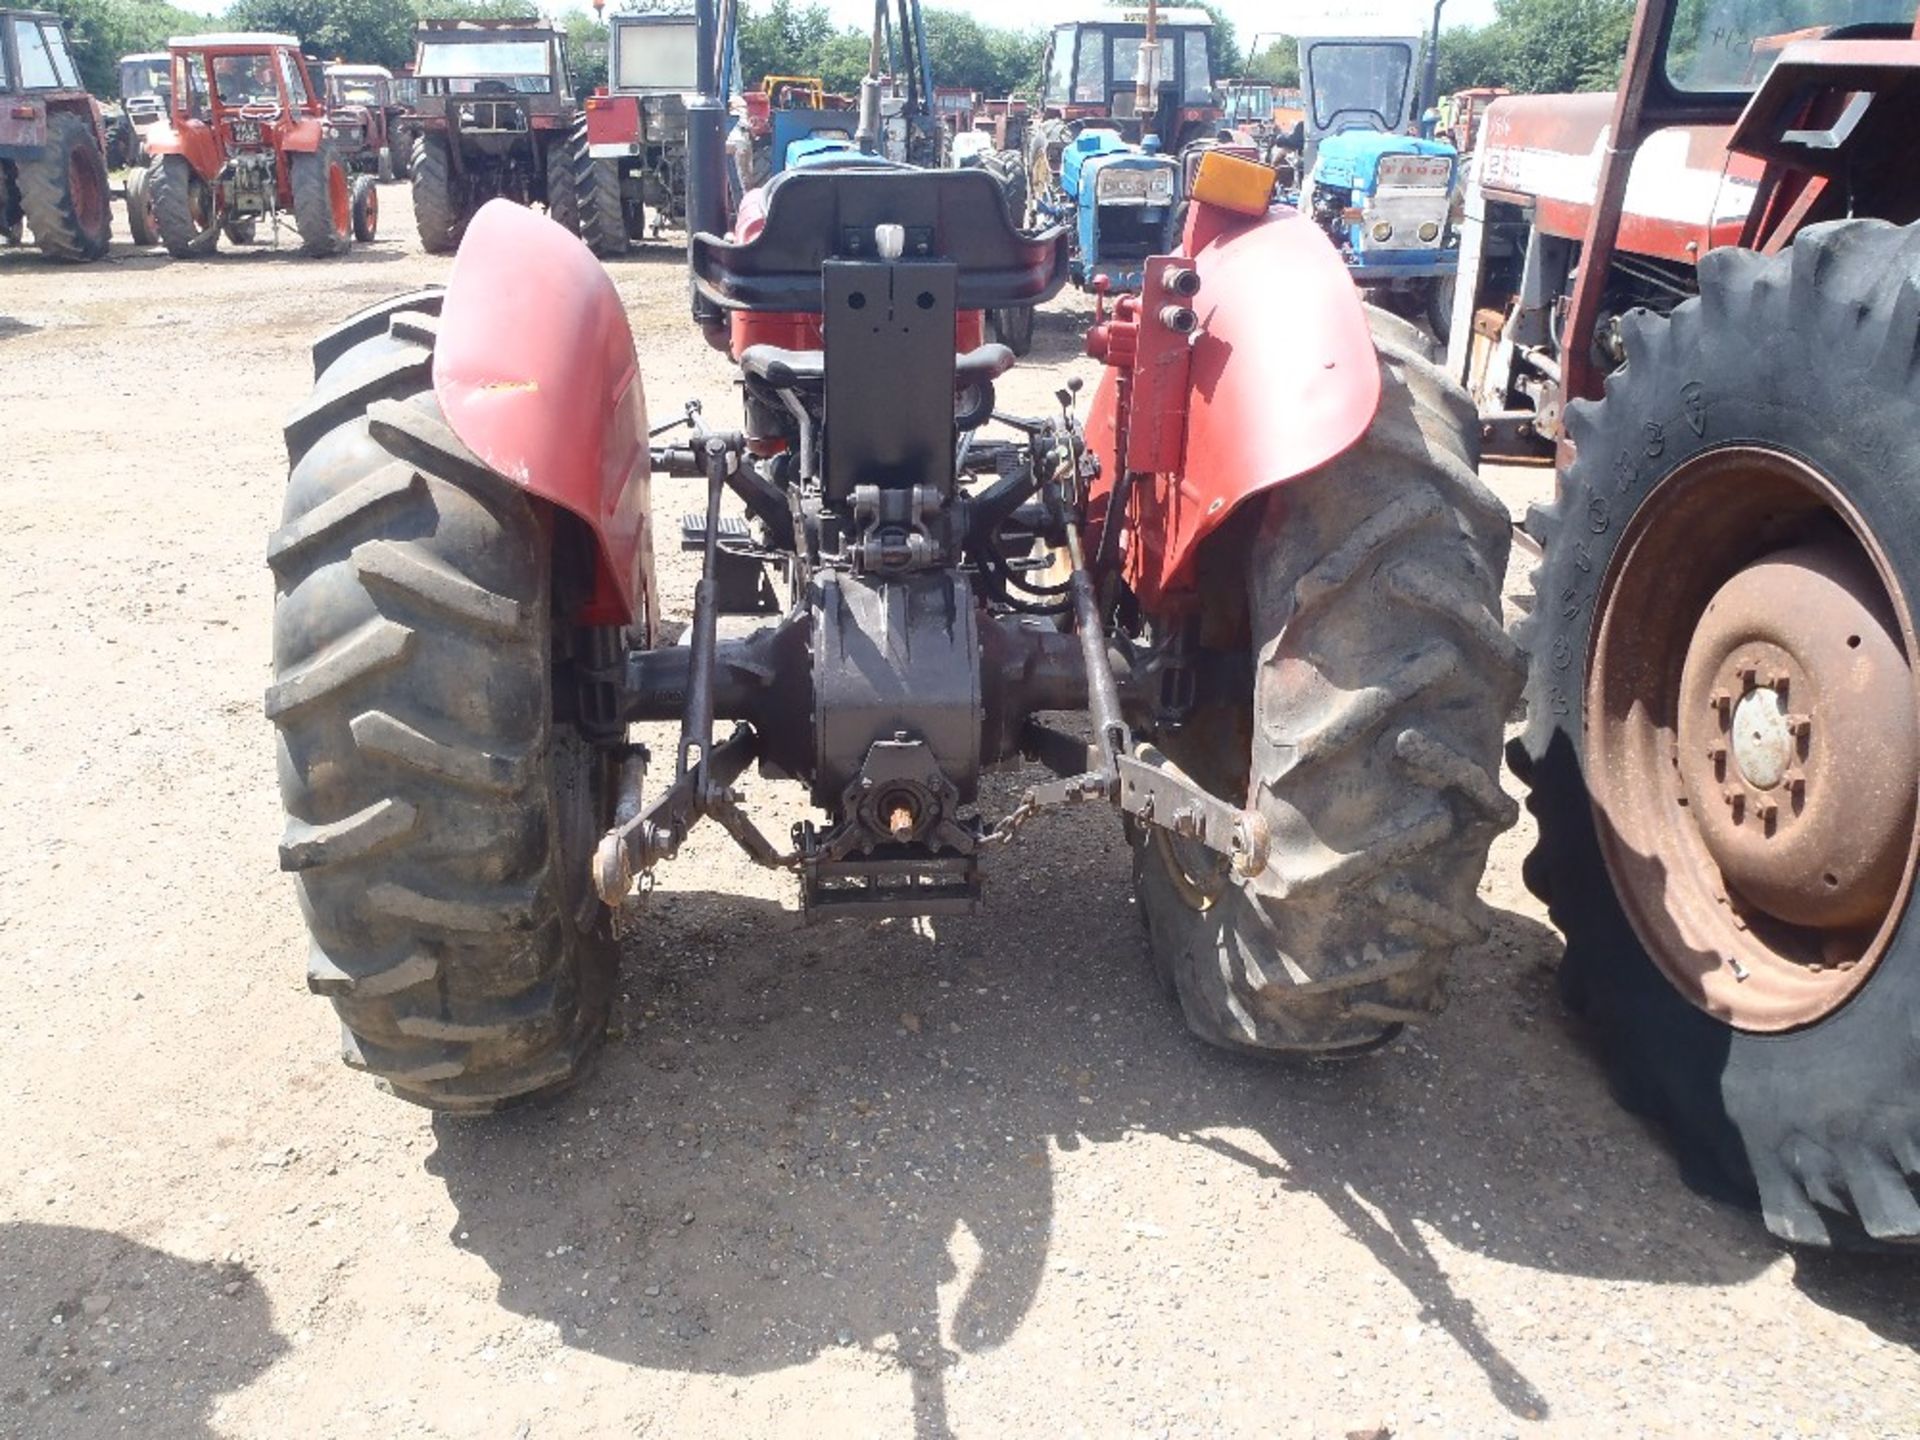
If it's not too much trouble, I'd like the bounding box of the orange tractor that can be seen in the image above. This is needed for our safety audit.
[135,32,375,257]
[1451,0,1920,1243]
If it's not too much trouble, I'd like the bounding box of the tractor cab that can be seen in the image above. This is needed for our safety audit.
[119,51,172,140]
[1038,7,1219,150]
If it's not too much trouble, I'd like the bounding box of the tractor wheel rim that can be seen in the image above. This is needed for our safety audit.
[364,186,378,231]
[188,176,215,236]
[69,148,106,233]
[328,164,349,236]
[1584,444,1920,1031]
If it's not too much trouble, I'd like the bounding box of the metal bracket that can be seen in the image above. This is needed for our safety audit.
[1116,746,1269,879]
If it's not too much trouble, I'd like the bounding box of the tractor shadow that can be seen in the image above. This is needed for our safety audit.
[427,782,1918,1438]
[0,1223,287,1439]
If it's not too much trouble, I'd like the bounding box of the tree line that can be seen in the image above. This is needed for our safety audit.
[44,0,1631,108]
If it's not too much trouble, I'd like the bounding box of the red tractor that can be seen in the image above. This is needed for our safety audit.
[0,8,112,262]
[135,33,376,258]
[322,63,413,182]
[267,7,1517,1117]
[1451,0,1920,1243]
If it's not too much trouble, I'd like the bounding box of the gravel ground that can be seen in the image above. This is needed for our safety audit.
[1,189,1916,1440]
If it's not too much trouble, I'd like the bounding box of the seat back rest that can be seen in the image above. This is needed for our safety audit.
[823,259,957,502]
[692,168,1070,314]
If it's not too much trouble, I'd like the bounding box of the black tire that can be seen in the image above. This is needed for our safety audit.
[267,292,621,1110]
[411,134,462,254]
[1135,306,1523,1054]
[123,163,158,247]
[148,154,218,258]
[983,147,1027,231]
[1427,274,1456,346]
[569,114,627,258]
[351,173,378,242]
[377,145,394,184]
[2,166,24,245]
[291,142,352,257]
[1516,219,1920,1245]
[17,110,111,262]
[223,215,258,245]
[988,304,1035,357]
[544,133,578,235]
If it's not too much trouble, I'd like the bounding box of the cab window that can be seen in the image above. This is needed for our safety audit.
[1045,28,1074,104]
[12,17,58,88]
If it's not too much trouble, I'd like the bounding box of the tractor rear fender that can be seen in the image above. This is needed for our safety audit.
[277,117,328,155]
[1088,205,1381,609]
[141,120,222,180]
[433,199,655,632]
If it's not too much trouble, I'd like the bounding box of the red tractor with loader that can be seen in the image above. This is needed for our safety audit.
[135,33,376,258]
[1450,0,1920,1243]
[266,4,1517,1121]
[0,8,112,262]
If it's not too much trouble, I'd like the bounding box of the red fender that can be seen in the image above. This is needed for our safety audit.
[1087,204,1381,611]
[434,200,656,634]
[278,116,329,154]
[142,120,223,181]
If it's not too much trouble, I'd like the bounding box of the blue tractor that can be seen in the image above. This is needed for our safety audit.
[1294,31,1462,336]
[1052,128,1181,289]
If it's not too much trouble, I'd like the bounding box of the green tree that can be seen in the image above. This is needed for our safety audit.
[1433,22,1509,93]
[1244,34,1298,88]
[42,0,213,94]
[223,0,417,68]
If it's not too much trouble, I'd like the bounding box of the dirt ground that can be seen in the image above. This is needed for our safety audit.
[2,190,1917,1440]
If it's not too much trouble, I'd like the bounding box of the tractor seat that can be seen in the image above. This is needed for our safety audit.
[741,341,1016,392]
[693,167,1068,315]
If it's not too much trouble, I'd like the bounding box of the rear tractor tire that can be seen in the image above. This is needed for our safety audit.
[148,154,218,258]
[377,145,394,184]
[17,109,111,262]
[123,163,158,246]
[351,174,378,242]
[267,293,621,1109]
[291,142,352,257]
[411,133,462,255]
[569,114,627,259]
[1134,306,1523,1055]
[1516,218,1920,1246]
[544,134,578,236]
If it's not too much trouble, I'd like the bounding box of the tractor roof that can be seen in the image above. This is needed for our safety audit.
[1053,5,1214,26]
[328,64,393,78]
[170,32,301,50]
[120,51,167,63]
[417,17,559,35]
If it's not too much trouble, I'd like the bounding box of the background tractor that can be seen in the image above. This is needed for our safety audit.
[267,2,1519,1116]
[408,17,591,255]
[323,63,414,182]
[578,9,714,256]
[115,51,171,170]
[1293,27,1462,340]
[1449,0,1920,1246]
[0,8,112,262]
[138,33,373,259]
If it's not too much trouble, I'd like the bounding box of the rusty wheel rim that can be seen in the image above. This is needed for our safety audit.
[69,147,106,234]
[328,163,350,237]
[1585,445,1920,1031]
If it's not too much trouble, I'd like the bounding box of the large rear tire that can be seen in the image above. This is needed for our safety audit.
[1135,307,1522,1054]
[982,148,1034,354]
[148,154,218,259]
[544,134,578,236]
[18,110,111,262]
[267,293,621,1110]
[570,114,627,259]
[1516,219,1920,1245]
[291,142,352,257]
[123,163,158,246]
[411,134,461,255]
